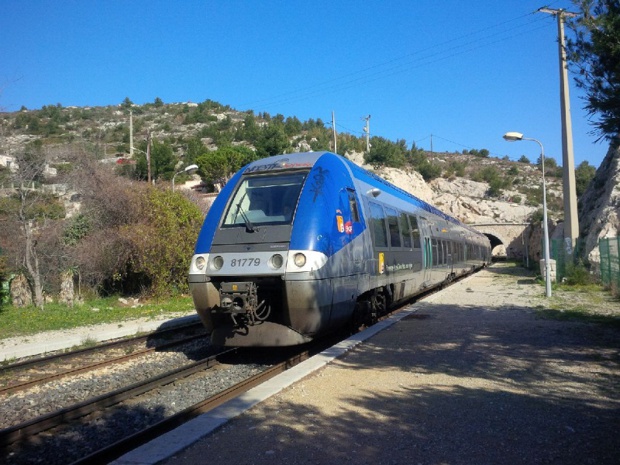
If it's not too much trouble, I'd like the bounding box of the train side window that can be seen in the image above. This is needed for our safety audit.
[385,207,401,248]
[408,215,421,249]
[432,238,439,266]
[369,202,388,248]
[347,189,360,223]
[399,212,412,248]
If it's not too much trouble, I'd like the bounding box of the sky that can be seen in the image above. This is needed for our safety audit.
[0,0,610,169]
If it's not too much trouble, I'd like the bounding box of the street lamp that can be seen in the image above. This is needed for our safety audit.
[172,164,198,192]
[503,131,552,297]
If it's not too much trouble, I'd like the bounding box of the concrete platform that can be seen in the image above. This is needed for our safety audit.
[112,266,620,465]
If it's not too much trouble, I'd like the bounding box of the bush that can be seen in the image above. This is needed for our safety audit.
[563,261,593,286]
[417,161,442,181]
[129,187,204,295]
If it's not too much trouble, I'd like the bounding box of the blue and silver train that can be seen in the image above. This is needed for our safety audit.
[188,151,491,346]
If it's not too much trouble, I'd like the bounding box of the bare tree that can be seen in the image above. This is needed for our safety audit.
[0,141,64,308]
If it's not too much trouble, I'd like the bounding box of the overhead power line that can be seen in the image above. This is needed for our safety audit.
[239,12,550,111]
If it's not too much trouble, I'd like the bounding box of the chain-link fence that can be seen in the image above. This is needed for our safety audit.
[599,237,620,296]
[549,238,586,282]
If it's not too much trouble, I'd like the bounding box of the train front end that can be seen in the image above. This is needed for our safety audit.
[189,152,359,347]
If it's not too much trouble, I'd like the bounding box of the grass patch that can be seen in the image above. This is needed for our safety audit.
[0,295,195,340]
[535,282,620,328]
[535,308,620,328]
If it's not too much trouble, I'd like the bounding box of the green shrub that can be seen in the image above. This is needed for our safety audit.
[563,261,593,286]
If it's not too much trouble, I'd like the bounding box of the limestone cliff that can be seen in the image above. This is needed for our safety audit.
[578,142,620,272]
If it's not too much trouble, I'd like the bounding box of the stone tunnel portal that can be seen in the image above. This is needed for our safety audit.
[484,233,506,258]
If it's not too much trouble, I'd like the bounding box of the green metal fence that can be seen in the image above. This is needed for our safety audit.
[599,237,620,294]
[549,238,586,282]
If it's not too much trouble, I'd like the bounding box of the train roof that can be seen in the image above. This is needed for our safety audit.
[242,151,482,235]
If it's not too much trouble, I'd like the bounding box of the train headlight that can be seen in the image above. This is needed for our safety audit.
[195,256,206,270]
[213,256,224,270]
[269,254,284,269]
[293,253,306,268]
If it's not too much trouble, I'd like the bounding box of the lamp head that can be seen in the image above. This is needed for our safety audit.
[503,131,524,142]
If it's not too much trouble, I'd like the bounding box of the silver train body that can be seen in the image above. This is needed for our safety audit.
[188,152,491,346]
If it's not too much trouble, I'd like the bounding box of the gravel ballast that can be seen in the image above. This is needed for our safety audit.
[163,264,620,465]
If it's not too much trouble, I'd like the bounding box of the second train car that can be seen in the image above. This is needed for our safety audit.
[188,151,491,346]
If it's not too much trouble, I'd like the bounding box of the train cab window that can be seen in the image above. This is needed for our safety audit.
[408,215,421,249]
[222,172,307,227]
[347,189,360,223]
[385,207,401,248]
[399,212,412,248]
[369,202,388,248]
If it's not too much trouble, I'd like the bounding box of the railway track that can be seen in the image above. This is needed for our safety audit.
[0,340,327,465]
[0,320,207,395]
[0,271,480,465]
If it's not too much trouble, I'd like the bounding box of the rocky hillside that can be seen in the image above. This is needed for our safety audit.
[578,142,620,270]
[356,154,550,226]
[0,100,601,260]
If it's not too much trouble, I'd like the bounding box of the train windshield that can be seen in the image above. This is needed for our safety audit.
[222,172,308,227]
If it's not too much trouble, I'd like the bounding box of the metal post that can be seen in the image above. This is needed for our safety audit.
[146,131,152,184]
[332,111,337,154]
[528,137,553,298]
[538,7,580,249]
[129,110,134,157]
[362,115,371,153]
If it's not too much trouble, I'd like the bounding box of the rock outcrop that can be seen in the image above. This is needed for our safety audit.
[578,142,620,272]
[348,151,538,227]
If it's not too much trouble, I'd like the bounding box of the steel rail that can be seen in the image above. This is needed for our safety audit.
[0,348,236,448]
[0,319,203,372]
[0,332,206,396]
[70,350,312,465]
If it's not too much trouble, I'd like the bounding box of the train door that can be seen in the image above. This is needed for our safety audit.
[337,187,364,274]
[329,187,365,326]
[418,217,433,286]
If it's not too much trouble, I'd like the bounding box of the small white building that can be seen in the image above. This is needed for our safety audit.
[0,155,18,172]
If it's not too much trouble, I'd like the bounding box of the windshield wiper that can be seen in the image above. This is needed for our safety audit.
[236,203,257,233]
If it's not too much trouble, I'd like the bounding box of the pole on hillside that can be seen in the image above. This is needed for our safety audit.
[129,110,134,157]
[332,111,337,154]
[362,115,371,153]
[146,130,152,184]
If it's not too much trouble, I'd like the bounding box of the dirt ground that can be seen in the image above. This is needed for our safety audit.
[164,264,620,465]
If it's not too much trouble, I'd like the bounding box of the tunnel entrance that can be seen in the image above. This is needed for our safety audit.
[484,233,506,259]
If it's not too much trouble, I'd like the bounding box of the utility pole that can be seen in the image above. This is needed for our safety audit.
[332,111,337,154]
[129,110,134,157]
[362,115,371,153]
[146,130,152,184]
[538,7,580,250]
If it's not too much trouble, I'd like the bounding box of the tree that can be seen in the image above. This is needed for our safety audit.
[185,137,207,165]
[567,1,620,140]
[121,97,134,110]
[256,121,290,157]
[575,160,596,196]
[365,137,407,168]
[196,146,257,190]
[518,155,531,164]
[134,139,176,181]
[0,141,65,308]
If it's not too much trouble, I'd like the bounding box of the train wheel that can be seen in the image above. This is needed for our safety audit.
[370,289,387,321]
[351,300,372,332]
